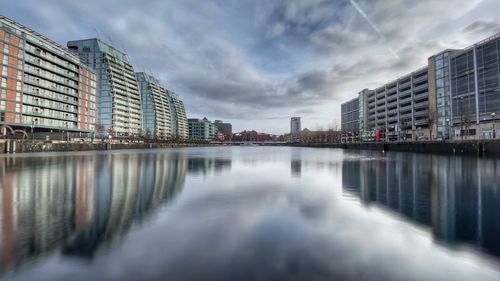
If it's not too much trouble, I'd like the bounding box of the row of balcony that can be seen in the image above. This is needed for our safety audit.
[24,64,79,90]
[25,44,78,72]
[23,86,78,105]
[24,53,79,82]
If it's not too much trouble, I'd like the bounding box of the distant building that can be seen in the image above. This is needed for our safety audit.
[68,38,142,136]
[188,117,217,141]
[0,16,98,135]
[291,117,301,135]
[214,120,232,135]
[169,91,188,139]
[136,72,172,139]
[231,130,274,142]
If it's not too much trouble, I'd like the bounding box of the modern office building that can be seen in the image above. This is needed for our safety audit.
[290,117,301,135]
[214,120,232,135]
[188,117,217,141]
[0,16,97,135]
[341,96,360,142]
[136,72,172,139]
[169,91,188,139]
[447,34,500,139]
[342,32,500,141]
[67,38,142,137]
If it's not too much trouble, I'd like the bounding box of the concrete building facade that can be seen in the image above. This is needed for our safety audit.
[136,72,172,139]
[0,16,97,135]
[67,39,142,137]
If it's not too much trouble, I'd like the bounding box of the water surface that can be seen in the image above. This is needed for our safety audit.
[0,147,499,281]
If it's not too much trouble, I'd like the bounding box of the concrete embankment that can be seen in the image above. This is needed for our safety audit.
[292,141,500,158]
[0,140,207,154]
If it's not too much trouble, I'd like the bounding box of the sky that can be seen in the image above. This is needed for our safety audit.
[3,0,500,134]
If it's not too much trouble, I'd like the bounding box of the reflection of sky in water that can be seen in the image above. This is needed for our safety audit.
[1,147,500,281]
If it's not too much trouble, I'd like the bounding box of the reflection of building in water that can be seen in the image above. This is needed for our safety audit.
[342,154,500,258]
[0,151,187,272]
[187,158,232,175]
[291,160,301,177]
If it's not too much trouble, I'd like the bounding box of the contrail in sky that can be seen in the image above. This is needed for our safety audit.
[349,0,400,59]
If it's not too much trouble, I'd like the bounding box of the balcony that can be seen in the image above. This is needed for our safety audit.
[414,92,428,102]
[414,110,429,118]
[398,80,411,89]
[414,84,428,92]
[414,101,429,110]
[23,87,78,105]
[399,105,412,113]
[413,75,428,84]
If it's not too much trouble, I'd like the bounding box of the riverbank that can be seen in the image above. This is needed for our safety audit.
[0,139,210,154]
[291,140,500,158]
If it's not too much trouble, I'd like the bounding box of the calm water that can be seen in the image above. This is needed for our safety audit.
[0,147,499,281]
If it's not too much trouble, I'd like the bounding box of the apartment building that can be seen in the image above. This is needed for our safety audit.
[136,72,172,139]
[67,38,142,137]
[0,16,97,135]
[169,91,188,139]
[188,117,217,141]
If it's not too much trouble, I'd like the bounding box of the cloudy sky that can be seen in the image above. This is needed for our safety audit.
[4,0,500,134]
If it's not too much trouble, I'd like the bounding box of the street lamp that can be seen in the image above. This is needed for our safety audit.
[460,96,464,140]
[414,122,418,141]
[30,120,34,140]
[492,112,496,139]
[446,118,450,140]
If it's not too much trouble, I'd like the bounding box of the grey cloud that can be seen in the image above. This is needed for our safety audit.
[462,19,500,34]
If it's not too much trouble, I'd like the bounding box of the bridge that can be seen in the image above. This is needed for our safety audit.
[210,141,287,146]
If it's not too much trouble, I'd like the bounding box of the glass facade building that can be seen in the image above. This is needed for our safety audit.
[188,117,217,141]
[168,91,188,139]
[341,96,359,141]
[67,39,142,137]
[136,72,172,139]
[449,34,500,138]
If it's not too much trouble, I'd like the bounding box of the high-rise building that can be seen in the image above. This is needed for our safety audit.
[67,38,142,137]
[0,16,97,135]
[214,120,232,135]
[188,117,217,141]
[169,91,188,139]
[136,72,172,139]
[290,117,301,135]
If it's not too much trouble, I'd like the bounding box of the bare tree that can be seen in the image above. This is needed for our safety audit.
[428,117,435,141]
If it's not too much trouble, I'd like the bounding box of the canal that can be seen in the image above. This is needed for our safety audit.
[0,147,499,281]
